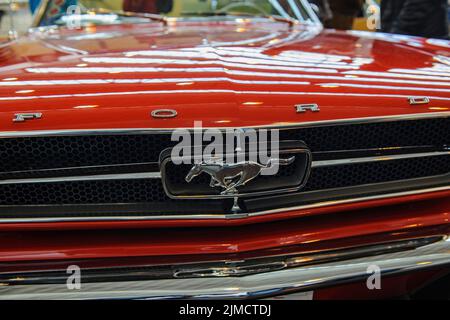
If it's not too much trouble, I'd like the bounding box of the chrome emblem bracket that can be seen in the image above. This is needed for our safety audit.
[13,113,42,123]
[174,261,286,278]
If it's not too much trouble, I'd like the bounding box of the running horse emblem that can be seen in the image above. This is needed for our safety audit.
[185,157,296,195]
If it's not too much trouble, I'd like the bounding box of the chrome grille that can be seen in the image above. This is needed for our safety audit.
[0,113,448,222]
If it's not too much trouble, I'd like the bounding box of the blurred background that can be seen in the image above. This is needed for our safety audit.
[0,0,31,37]
[0,0,448,39]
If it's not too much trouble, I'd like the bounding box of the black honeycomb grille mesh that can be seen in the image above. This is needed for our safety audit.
[280,118,450,152]
[0,179,231,214]
[0,179,167,205]
[0,155,448,207]
[0,134,174,172]
[0,118,448,173]
[303,155,450,191]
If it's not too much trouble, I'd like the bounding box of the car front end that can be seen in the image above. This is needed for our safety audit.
[0,0,449,300]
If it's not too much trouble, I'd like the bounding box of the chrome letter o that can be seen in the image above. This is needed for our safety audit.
[151,109,178,119]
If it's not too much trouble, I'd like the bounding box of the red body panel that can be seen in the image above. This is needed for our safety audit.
[0,22,449,132]
[0,197,448,262]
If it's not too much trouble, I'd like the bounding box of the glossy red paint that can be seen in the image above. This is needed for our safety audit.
[0,21,448,133]
[0,196,448,262]
[0,226,445,273]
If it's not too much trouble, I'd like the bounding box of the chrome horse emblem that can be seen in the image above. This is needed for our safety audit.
[185,157,295,195]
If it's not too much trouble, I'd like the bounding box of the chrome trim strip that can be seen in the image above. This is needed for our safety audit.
[0,162,158,177]
[0,112,448,138]
[312,151,450,168]
[0,172,162,185]
[1,236,448,299]
[0,149,446,185]
[0,185,448,223]
[249,185,450,217]
[0,237,438,284]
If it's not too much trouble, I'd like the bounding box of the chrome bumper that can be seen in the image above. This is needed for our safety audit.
[1,236,449,300]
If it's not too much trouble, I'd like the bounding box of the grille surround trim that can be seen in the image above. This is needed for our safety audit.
[0,185,448,223]
[0,111,448,224]
[160,143,312,200]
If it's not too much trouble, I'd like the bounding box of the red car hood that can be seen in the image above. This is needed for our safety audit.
[0,21,449,132]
